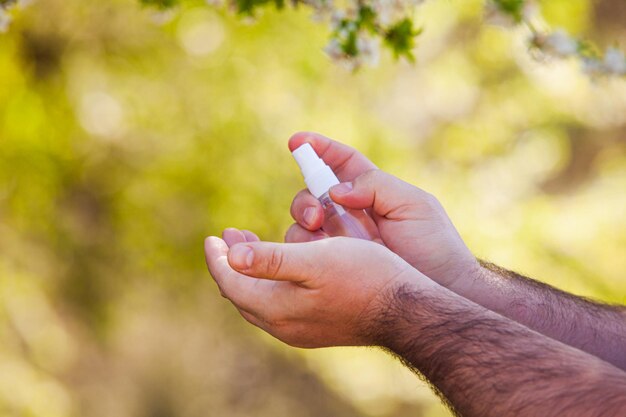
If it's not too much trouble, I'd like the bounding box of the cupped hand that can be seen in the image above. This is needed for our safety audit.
[286,132,479,290]
[204,229,421,348]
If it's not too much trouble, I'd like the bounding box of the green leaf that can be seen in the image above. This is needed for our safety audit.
[140,0,179,9]
[384,18,422,61]
[492,0,525,23]
[342,29,358,57]
[234,0,285,16]
[358,5,377,32]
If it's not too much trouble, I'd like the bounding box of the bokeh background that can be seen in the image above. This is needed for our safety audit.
[1,0,625,416]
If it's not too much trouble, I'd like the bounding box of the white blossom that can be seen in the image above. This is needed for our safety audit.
[356,33,380,66]
[303,0,333,22]
[603,47,626,75]
[544,29,578,57]
[0,0,621,78]
[581,57,603,76]
[328,9,345,31]
[531,32,626,78]
[369,0,423,27]
[323,38,343,60]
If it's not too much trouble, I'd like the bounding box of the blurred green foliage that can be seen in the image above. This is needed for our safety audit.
[0,0,625,416]
[141,0,424,63]
[383,18,421,61]
[492,0,525,22]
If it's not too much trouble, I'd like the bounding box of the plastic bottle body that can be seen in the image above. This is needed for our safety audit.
[318,192,379,240]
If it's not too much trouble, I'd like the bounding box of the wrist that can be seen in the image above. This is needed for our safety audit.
[443,256,484,298]
[369,274,440,350]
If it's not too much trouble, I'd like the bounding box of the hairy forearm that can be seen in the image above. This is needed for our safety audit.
[377,281,626,417]
[447,260,626,370]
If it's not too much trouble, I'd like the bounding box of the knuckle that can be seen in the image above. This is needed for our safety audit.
[266,247,285,278]
[359,168,381,184]
[354,169,389,194]
[421,191,441,210]
[415,188,440,210]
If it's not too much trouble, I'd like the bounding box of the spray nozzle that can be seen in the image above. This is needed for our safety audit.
[292,143,324,177]
[292,143,339,198]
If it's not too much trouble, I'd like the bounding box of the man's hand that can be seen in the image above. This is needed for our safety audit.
[204,232,419,348]
[206,229,626,417]
[204,132,626,416]
[286,131,479,290]
[286,132,626,371]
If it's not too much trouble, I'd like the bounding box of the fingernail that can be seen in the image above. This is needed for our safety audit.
[303,207,316,226]
[332,182,352,195]
[230,245,254,269]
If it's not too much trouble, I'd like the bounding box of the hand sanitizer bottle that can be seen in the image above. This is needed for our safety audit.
[292,143,379,240]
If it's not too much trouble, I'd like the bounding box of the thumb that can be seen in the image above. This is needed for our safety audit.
[227,240,325,284]
[329,169,433,220]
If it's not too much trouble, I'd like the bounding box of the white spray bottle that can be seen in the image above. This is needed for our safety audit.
[292,143,379,240]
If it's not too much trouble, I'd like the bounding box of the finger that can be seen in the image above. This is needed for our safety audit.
[284,223,328,243]
[204,236,231,280]
[288,132,377,181]
[329,170,431,220]
[290,189,324,230]
[204,236,291,317]
[222,228,247,247]
[205,236,259,296]
[242,229,260,242]
[227,240,328,285]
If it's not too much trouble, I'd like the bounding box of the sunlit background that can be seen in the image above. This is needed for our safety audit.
[0,0,625,416]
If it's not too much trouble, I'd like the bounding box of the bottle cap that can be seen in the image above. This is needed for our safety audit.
[292,143,339,198]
